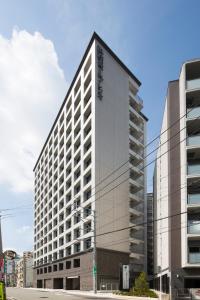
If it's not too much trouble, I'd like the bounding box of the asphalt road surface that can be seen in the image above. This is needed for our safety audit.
[6,288,114,300]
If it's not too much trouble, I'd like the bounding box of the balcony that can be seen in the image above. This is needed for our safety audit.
[188,220,200,234]
[188,252,200,263]
[188,240,200,264]
[187,162,200,176]
[187,107,200,119]
[188,193,200,205]
[187,78,200,91]
[187,135,200,147]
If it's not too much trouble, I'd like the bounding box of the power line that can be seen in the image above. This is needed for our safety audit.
[34,108,200,265]
[34,104,197,221]
[65,107,200,221]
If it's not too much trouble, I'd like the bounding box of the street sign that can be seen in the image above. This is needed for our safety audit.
[93,265,97,276]
[122,265,129,290]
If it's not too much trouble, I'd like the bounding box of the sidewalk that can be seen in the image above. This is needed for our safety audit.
[28,288,158,299]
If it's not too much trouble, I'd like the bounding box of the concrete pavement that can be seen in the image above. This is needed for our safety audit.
[6,287,112,300]
[6,287,159,300]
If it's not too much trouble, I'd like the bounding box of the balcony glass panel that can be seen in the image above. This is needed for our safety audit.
[188,253,200,263]
[187,107,200,119]
[187,135,200,146]
[188,220,200,234]
[188,193,200,205]
[187,78,200,90]
[188,163,200,175]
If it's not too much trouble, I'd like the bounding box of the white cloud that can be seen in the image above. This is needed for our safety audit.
[16,225,32,234]
[0,29,67,192]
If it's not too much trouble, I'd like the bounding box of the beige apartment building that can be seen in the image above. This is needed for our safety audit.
[33,32,147,290]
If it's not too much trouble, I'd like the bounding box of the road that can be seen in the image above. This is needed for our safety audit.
[6,288,114,300]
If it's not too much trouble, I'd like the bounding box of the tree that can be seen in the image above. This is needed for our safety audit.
[133,272,149,296]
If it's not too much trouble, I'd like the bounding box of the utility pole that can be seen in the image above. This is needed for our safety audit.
[0,215,4,282]
[93,210,97,294]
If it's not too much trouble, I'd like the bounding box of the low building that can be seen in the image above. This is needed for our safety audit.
[16,252,33,288]
[4,249,20,287]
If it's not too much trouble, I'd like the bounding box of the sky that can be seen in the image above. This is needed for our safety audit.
[0,0,200,253]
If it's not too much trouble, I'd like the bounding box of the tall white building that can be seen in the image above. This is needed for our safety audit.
[33,32,147,290]
[154,59,200,298]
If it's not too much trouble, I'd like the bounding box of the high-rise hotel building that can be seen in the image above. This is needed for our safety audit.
[33,33,147,290]
[154,59,200,298]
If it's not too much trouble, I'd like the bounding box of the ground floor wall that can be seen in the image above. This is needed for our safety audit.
[33,248,129,291]
[154,268,200,299]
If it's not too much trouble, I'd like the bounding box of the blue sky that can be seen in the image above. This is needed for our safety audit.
[0,0,200,253]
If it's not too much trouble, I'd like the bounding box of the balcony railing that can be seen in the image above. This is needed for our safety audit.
[188,252,200,263]
[188,220,200,234]
[187,106,200,119]
[187,78,200,90]
[187,163,200,176]
[188,193,200,205]
[187,135,200,146]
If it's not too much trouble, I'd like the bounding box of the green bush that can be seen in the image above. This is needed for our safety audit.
[133,272,149,296]
[132,272,158,298]
[113,272,158,298]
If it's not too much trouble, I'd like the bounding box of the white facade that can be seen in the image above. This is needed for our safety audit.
[154,59,200,296]
[33,33,147,286]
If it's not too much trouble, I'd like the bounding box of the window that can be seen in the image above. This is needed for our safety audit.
[59,263,63,271]
[84,55,91,76]
[66,206,71,217]
[74,77,81,97]
[66,261,71,269]
[84,172,91,185]
[84,120,91,137]
[74,183,81,195]
[66,246,71,256]
[74,258,80,268]
[84,188,91,201]
[74,243,80,253]
[66,233,71,243]
[74,213,80,224]
[66,220,71,229]
[84,137,91,154]
[59,237,64,246]
[53,264,57,272]
[84,154,91,170]
[74,228,80,238]
[85,238,91,250]
[84,221,91,234]
[84,205,91,217]
[59,212,64,222]
[84,71,91,92]
[59,249,64,259]
[53,252,58,260]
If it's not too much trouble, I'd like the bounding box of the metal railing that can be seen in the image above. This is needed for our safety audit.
[187,78,200,90]
[188,193,200,205]
[188,252,200,264]
[188,220,200,234]
[187,135,200,146]
[188,163,200,176]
